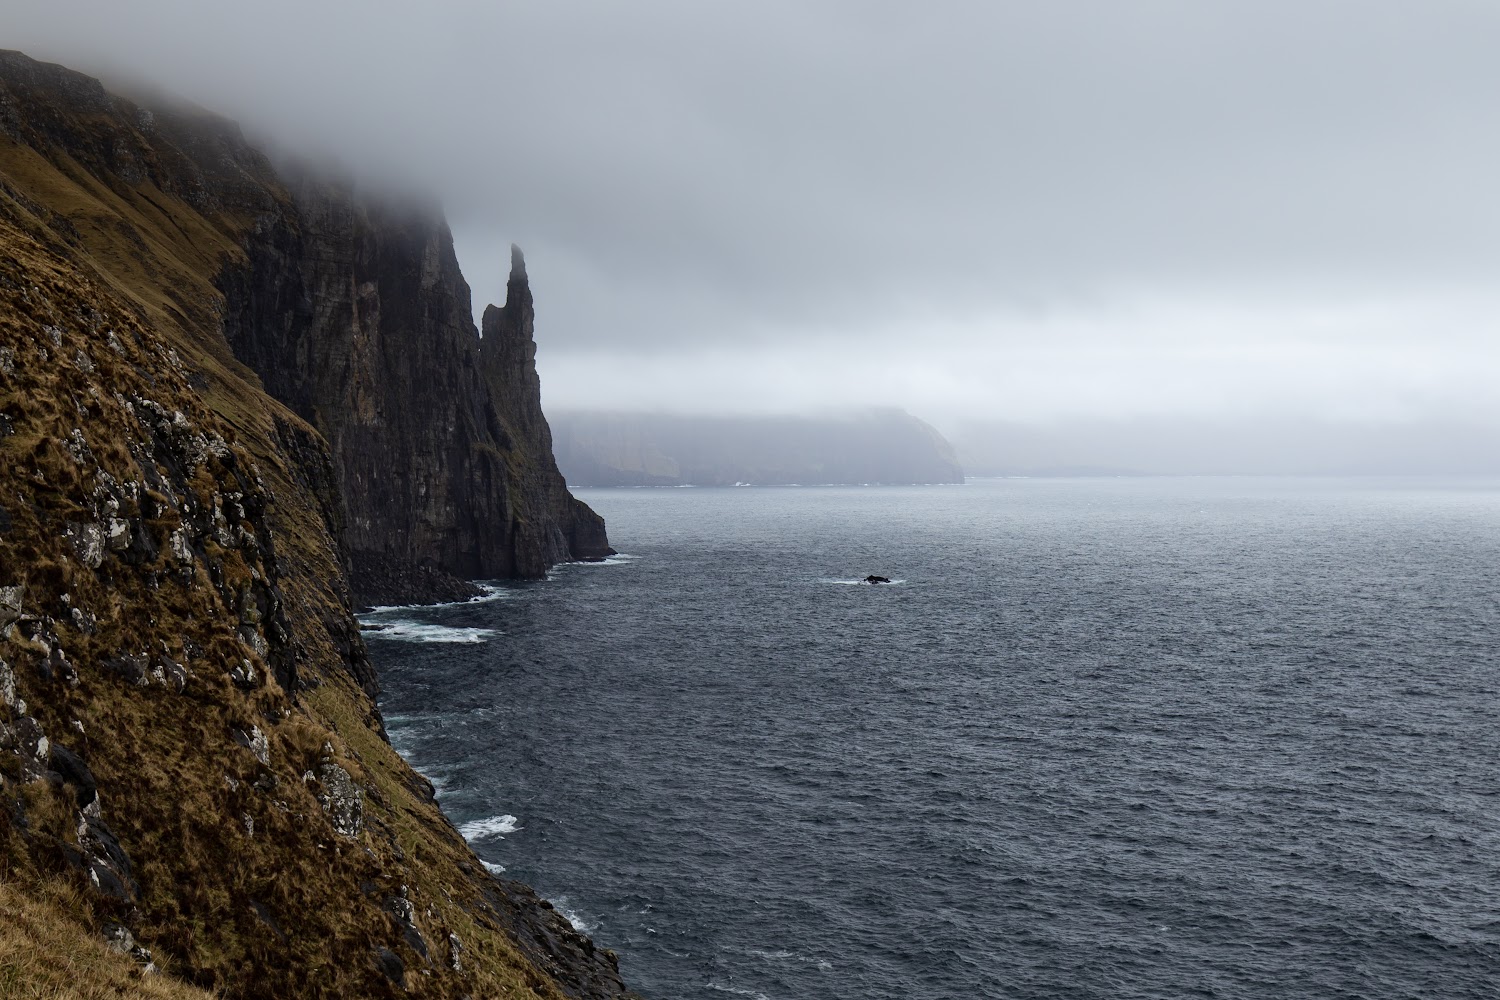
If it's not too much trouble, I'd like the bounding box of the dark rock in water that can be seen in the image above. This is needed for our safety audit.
[865,575,892,584]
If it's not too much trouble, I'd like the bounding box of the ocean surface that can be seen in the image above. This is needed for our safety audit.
[368,477,1500,999]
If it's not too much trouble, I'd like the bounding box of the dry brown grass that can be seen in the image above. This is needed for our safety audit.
[0,876,217,999]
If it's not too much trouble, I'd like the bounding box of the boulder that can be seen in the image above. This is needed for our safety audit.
[373,947,405,988]
[0,658,20,715]
[47,743,97,808]
[317,762,365,838]
[0,585,22,630]
[103,655,148,686]
[232,725,270,767]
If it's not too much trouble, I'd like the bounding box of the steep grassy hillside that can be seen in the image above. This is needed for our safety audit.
[0,51,636,1000]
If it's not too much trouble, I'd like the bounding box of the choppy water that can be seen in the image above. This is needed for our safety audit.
[369,477,1500,999]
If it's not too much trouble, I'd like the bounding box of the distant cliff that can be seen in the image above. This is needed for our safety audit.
[552,409,964,486]
[0,51,632,1000]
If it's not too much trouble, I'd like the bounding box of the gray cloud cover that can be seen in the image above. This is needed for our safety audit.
[8,1,1500,447]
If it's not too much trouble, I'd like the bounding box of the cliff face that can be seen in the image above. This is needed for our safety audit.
[216,171,610,606]
[0,51,633,1000]
[553,408,966,487]
[480,247,610,566]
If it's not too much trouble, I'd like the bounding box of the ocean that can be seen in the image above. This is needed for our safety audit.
[368,477,1500,999]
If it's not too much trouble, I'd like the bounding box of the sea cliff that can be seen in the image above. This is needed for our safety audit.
[0,50,632,999]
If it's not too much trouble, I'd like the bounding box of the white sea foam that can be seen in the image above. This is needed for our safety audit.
[480,860,506,875]
[571,553,638,566]
[459,814,521,840]
[747,948,833,971]
[361,583,511,614]
[360,620,498,643]
[550,897,597,934]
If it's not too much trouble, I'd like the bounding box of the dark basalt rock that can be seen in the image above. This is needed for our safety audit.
[218,189,612,605]
[102,655,147,686]
[79,814,137,903]
[865,575,892,584]
[47,743,96,808]
[481,875,646,1000]
[373,946,406,988]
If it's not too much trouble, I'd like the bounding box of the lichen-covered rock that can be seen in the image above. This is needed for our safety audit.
[228,658,258,689]
[233,725,270,767]
[0,658,18,714]
[15,715,49,781]
[159,657,188,692]
[65,522,105,568]
[78,812,138,903]
[0,585,21,631]
[448,931,463,972]
[167,527,193,563]
[103,922,135,954]
[316,761,364,838]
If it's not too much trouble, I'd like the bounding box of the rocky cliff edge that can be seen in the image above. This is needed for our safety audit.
[0,50,634,999]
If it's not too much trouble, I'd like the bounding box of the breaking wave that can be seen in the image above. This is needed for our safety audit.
[458,814,521,841]
[359,621,498,643]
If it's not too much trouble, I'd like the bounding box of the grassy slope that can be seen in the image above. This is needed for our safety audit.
[0,57,613,1000]
[0,875,216,1000]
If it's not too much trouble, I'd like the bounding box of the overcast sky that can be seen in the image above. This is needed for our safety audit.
[8,0,1500,442]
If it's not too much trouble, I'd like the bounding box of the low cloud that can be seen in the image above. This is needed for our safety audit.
[10,1,1500,463]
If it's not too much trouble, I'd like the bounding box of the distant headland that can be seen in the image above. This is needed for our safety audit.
[552,408,964,487]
